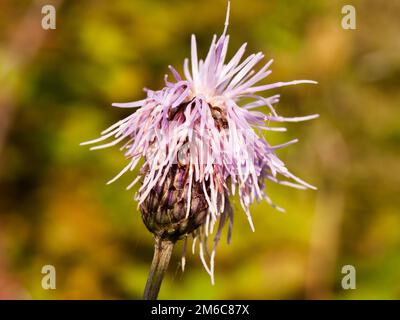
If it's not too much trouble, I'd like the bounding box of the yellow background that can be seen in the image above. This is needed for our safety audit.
[0,0,399,299]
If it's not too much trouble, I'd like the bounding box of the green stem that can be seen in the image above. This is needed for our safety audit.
[143,236,175,300]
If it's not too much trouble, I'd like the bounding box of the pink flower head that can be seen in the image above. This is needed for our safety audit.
[82,2,318,283]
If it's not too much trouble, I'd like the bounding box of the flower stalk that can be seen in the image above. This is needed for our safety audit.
[143,236,175,300]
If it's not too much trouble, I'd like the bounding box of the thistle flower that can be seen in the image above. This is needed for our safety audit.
[81,2,317,299]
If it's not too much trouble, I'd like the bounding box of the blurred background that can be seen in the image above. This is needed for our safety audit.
[0,0,399,299]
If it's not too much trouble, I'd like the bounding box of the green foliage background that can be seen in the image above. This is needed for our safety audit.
[0,0,399,299]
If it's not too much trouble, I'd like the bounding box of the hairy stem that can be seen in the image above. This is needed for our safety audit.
[143,236,175,300]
